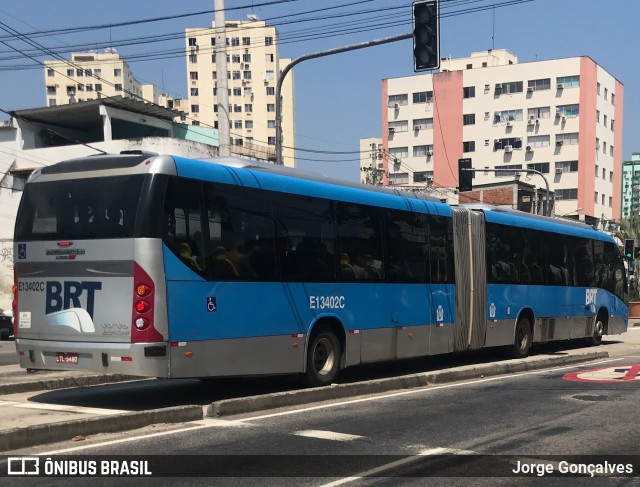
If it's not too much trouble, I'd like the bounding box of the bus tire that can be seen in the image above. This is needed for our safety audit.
[305,328,341,387]
[589,313,606,346]
[511,316,532,359]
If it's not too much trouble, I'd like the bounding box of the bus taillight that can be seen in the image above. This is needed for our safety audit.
[131,262,163,343]
[12,267,18,337]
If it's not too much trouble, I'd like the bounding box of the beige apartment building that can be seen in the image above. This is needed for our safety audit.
[44,50,168,107]
[185,18,295,166]
[383,49,623,225]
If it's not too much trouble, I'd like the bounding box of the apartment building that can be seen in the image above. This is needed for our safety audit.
[382,49,623,225]
[622,153,640,218]
[359,137,383,185]
[185,18,295,166]
[44,50,166,107]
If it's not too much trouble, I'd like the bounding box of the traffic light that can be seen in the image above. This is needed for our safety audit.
[624,239,634,260]
[412,0,440,72]
[458,158,473,192]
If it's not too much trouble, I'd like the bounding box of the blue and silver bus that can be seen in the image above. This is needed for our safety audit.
[12,153,628,386]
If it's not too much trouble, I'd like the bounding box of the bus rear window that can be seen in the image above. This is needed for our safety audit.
[15,175,145,240]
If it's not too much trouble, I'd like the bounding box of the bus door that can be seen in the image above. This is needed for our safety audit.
[451,208,487,352]
[426,206,456,355]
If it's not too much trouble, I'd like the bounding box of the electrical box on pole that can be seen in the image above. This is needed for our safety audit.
[412,0,440,72]
[458,158,473,192]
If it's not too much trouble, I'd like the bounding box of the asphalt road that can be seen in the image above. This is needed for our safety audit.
[7,349,640,486]
[0,339,16,367]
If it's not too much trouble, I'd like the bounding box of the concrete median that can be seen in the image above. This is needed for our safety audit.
[207,350,609,417]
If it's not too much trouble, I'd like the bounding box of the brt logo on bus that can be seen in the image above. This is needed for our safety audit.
[46,281,102,318]
[586,289,598,306]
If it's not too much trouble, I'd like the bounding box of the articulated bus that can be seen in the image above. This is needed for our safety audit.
[12,153,628,386]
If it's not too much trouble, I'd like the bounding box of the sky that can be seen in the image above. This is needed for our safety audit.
[0,0,638,182]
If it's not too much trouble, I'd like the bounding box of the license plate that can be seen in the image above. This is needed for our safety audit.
[56,352,79,364]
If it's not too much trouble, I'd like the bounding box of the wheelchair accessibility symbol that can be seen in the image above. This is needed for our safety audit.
[207,297,217,312]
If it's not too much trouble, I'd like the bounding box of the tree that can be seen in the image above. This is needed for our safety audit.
[615,216,640,300]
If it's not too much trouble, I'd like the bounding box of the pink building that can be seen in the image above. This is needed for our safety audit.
[382,50,623,226]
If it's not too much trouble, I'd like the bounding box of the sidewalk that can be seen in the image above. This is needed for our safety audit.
[0,343,615,453]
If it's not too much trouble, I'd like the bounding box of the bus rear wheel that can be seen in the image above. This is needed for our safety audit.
[305,329,341,387]
[589,315,606,346]
[511,316,532,359]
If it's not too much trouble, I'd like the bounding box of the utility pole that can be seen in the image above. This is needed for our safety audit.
[214,0,230,156]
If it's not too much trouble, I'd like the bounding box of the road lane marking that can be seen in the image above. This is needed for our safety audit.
[0,400,126,416]
[293,430,363,442]
[317,447,477,487]
[39,357,622,455]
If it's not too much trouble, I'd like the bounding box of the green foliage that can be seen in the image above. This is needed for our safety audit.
[616,217,640,301]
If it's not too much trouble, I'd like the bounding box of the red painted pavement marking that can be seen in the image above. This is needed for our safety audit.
[563,364,640,383]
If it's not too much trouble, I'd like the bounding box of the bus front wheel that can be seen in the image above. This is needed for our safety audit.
[511,316,532,359]
[305,329,341,387]
[589,314,606,346]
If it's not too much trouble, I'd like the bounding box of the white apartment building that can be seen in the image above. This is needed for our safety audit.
[359,137,383,185]
[44,50,168,107]
[383,49,623,225]
[185,18,295,166]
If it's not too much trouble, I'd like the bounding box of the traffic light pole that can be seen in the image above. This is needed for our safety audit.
[275,33,411,165]
[460,167,552,217]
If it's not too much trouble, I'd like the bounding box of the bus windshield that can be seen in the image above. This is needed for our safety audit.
[15,175,145,240]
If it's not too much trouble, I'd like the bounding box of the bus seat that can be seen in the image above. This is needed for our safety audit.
[340,253,356,280]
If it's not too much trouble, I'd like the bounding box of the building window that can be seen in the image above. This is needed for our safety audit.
[232,87,241,96]
[389,147,408,159]
[610,170,613,182]
[610,145,614,157]
[555,189,578,200]
[463,114,476,126]
[412,91,433,103]
[266,86,275,96]
[463,86,475,98]
[245,104,253,113]
[528,78,551,91]
[210,37,216,46]
[191,105,199,113]
[66,68,74,76]
[267,120,276,129]
[94,69,101,77]
[413,145,433,157]
[527,135,550,148]
[95,83,102,92]
[603,141,607,153]
[597,82,601,95]
[265,37,273,46]
[527,106,550,119]
[46,86,56,94]
[611,93,615,105]
[388,121,408,133]
[495,165,522,177]
[557,75,579,88]
[85,84,93,91]
[267,104,275,112]
[243,71,252,80]
[609,196,613,207]
[604,114,608,127]
[76,69,83,77]
[596,110,600,122]
[233,104,242,113]
[234,121,243,129]
[494,138,523,150]
[114,68,122,77]
[115,84,122,91]
[188,37,197,46]
[495,81,523,94]
[48,99,57,107]
[494,109,523,123]
[77,84,84,91]
[463,141,475,153]
[265,70,275,80]
[388,94,408,106]
[413,171,433,183]
[245,120,253,129]
[595,192,599,203]
[611,119,615,131]
[242,37,251,46]
[556,160,578,172]
[389,173,409,185]
[268,136,276,145]
[556,133,579,145]
[190,71,198,80]
[190,88,199,96]
[556,104,579,117]
[230,37,240,46]
[527,162,549,174]
[604,87,608,100]
[232,71,241,80]
[265,54,274,63]
[413,118,433,130]
[230,54,240,63]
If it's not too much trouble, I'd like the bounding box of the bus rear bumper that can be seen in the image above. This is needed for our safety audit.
[15,338,169,378]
